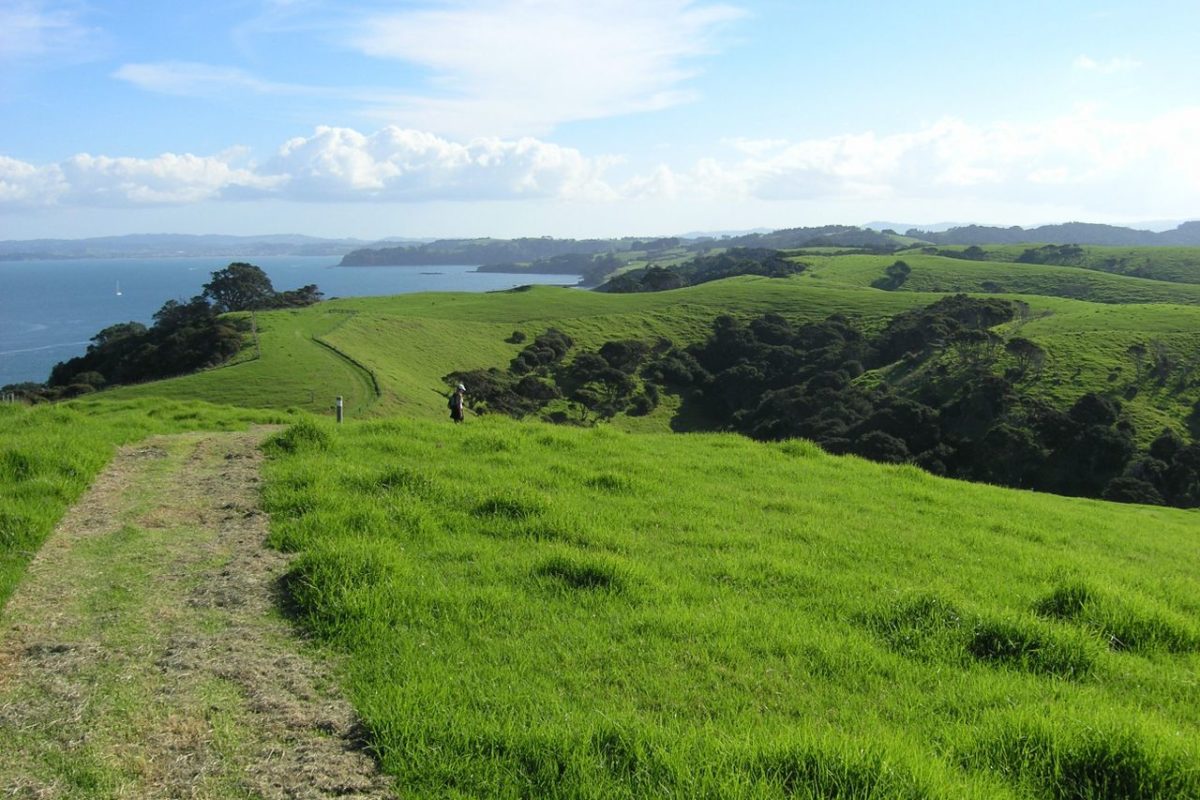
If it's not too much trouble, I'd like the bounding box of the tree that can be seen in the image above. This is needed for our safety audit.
[202,262,276,312]
[1006,337,1046,378]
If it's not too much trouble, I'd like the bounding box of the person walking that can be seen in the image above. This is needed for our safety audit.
[449,383,466,423]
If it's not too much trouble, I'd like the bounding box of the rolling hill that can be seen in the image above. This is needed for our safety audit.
[5,242,1200,798]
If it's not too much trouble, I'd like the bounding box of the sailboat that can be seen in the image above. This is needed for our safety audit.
[116,281,122,297]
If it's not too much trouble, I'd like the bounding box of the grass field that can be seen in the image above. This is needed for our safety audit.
[0,399,294,609]
[927,245,1200,285]
[264,415,1200,798]
[800,252,1200,306]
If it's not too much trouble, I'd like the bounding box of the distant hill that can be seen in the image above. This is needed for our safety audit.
[0,233,419,260]
[339,237,627,266]
[911,221,1200,246]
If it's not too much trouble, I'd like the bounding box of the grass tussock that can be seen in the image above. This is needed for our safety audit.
[966,617,1098,678]
[1034,580,1200,654]
[533,552,628,593]
[862,593,965,658]
[964,714,1200,800]
[473,490,550,520]
[264,418,332,454]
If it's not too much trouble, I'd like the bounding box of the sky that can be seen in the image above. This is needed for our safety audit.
[1,0,1198,240]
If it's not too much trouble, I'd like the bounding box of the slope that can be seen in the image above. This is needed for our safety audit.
[264,415,1200,799]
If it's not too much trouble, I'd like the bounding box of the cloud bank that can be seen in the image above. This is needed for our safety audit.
[3,108,1198,219]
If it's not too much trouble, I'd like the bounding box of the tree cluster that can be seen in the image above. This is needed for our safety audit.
[445,329,665,424]
[598,248,806,293]
[48,298,245,395]
[28,263,321,397]
[448,295,1199,508]
[667,299,1197,506]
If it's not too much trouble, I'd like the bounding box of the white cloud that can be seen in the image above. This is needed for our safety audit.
[0,0,102,63]
[1073,54,1142,74]
[267,126,618,201]
[3,109,1199,221]
[660,107,1200,215]
[0,151,279,207]
[347,0,745,136]
[0,127,617,208]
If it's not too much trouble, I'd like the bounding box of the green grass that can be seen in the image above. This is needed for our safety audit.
[100,276,1200,441]
[802,252,1200,305]
[930,245,1200,285]
[263,415,1200,798]
[106,306,379,416]
[0,398,292,609]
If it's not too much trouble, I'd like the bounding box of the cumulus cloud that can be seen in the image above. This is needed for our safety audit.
[0,0,103,63]
[347,0,745,136]
[3,110,1199,219]
[0,150,280,207]
[266,126,618,201]
[0,127,617,208]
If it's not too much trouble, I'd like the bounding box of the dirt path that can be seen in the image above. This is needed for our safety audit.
[0,430,395,799]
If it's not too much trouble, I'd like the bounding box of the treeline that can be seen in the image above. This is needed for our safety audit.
[598,248,806,293]
[340,237,623,267]
[11,263,321,400]
[448,296,1200,508]
[478,253,622,287]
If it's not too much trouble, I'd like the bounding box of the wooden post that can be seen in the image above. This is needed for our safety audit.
[336,395,344,424]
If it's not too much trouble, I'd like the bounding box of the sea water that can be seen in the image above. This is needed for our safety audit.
[0,256,580,386]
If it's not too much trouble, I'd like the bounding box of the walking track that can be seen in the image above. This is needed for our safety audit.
[0,430,395,799]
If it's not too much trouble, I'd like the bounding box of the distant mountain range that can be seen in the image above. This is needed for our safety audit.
[0,234,429,261]
[4,222,1199,264]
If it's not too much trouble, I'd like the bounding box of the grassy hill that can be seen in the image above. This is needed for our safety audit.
[7,245,1200,797]
[263,415,1200,798]
[107,275,1200,441]
[929,245,1200,285]
[800,252,1200,305]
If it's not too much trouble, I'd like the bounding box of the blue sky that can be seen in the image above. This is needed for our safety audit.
[1,0,1198,239]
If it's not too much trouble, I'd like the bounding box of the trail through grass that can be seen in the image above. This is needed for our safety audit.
[0,429,392,798]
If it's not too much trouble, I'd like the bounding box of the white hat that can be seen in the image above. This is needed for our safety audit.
[457,383,466,391]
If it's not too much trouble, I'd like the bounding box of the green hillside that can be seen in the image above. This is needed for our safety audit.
[263,415,1200,799]
[930,245,1200,285]
[800,252,1200,305]
[7,245,1200,798]
[107,276,1200,442]
[110,280,927,421]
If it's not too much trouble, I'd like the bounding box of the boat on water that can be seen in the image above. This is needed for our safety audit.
[116,281,122,296]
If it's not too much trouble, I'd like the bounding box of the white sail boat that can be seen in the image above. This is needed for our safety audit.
[116,281,122,297]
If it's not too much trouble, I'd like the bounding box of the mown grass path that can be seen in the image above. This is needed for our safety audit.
[0,429,395,799]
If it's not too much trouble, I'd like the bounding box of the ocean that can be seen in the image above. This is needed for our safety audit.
[0,256,580,387]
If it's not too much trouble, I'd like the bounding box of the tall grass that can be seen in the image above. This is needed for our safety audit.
[263,415,1200,798]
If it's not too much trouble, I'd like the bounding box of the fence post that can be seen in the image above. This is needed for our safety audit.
[336,395,344,424]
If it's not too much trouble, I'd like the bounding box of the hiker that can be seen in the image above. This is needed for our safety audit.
[449,383,466,423]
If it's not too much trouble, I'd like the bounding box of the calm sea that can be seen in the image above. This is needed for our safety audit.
[0,256,579,387]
